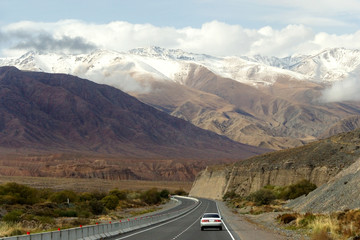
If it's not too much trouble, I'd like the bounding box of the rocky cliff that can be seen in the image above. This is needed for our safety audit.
[189,165,233,200]
[190,128,360,199]
[286,157,360,213]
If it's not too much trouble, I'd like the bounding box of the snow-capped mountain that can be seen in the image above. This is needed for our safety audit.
[242,48,360,82]
[128,46,311,85]
[1,46,360,92]
[241,54,306,69]
[0,46,309,88]
[289,48,360,82]
[1,47,360,152]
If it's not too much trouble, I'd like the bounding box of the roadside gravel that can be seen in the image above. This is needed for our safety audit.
[217,201,308,240]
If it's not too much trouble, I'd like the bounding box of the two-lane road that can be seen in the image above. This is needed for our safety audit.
[112,197,239,240]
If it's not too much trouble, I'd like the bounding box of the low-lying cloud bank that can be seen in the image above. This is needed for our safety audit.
[321,68,360,102]
[1,20,360,57]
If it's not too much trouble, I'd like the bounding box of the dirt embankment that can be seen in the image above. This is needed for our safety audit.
[190,129,360,199]
[189,165,233,200]
[286,157,360,213]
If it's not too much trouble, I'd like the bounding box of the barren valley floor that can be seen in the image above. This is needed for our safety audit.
[0,176,192,193]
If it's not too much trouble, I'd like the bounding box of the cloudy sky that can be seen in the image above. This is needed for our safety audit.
[1,0,360,57]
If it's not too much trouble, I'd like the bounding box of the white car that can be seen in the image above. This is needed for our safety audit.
[200,213,223,231]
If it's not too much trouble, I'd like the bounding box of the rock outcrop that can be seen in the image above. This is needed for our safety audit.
[189,165,233,200]
[286,158,360,213]
[190,128,360,199]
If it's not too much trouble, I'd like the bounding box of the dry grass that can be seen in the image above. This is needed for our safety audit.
[309,216,339,239]
[0,176,192,193]
[276,210,360,240]
[0,222,31,237]
[311,229,334,240]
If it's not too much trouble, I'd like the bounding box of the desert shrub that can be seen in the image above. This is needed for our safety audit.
[160,189,170,199]
[311,229,334,240]
[101,195,119,210]
[9,229,23,236]
[309,216,339,239]
[69,218,90,226]
[49,190,78,204]
[31,205,59,217]
[0,182,39,205]
[279,179,317,200]
[298,213,316,227]
[55,209,77,217]
[34,216,55,224]
[247,189,276,206]
[223,190,238,200]
[76,209,91,218]
[173,189,187,196]
[89,199,105,215]
[141,188,161,205]
[0,195,18,205]
[109,189,127,200]
[74,202,92,218]
[79,192,93,202]
[263,185,275,190]
[89,191,107,201]
[278,213,298,224]
[22,214,35,221]
[2,210,23,223]
[37,188,54,201]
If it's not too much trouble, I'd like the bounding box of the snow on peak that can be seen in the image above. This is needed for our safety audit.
[241,54,307,69]
[290,48,360,82]
[128,46,212,61]
[1,47,360,92]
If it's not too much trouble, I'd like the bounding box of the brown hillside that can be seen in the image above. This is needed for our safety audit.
[190,128,360,198]
[136,64,360,150]
[0,66,268,181]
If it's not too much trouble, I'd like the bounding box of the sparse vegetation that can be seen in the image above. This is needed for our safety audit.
[173,189,187,196]
[2,210,23,223]
[141,188,161,205]
[275,210,360,240]
[247,189,276,206]
[278,180,317,200]
[222,190,238,201]
[0,183,174,237]
[225,179,317,208]
[0,182,40,205]
[0,176,192,193]
[160,189,170,199]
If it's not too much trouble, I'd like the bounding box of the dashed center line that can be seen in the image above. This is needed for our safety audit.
[171,201,209,240]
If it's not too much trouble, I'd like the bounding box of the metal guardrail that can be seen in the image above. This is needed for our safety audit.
[0,196,199,240]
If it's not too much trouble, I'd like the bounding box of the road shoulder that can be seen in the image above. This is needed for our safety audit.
[216,200,288,240]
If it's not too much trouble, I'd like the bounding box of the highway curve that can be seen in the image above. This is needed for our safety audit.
[110,197,239,240]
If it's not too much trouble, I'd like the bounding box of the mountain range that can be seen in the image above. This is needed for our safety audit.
[0,66,267,180]
[2,47,359,150]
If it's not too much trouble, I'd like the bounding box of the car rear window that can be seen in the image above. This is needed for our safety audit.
[203,214,220,218]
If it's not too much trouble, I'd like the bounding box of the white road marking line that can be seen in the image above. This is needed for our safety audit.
[216,202,236,240]
[115,200,202,240]
[172,201,210,240]
[171,215,201,240]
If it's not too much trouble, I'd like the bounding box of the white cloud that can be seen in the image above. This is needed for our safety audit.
[1,20,360,58]
[321,67,360,102]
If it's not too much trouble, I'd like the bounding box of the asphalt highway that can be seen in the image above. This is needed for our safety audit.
[111,197,239,240]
